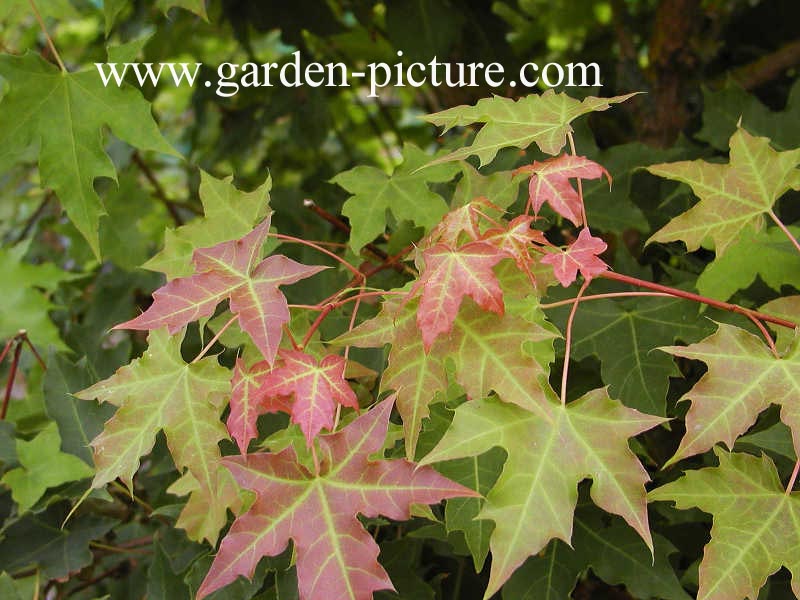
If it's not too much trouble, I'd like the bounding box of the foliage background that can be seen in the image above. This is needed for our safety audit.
[1,0,800,598]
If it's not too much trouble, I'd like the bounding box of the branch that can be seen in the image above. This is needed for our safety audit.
[131,152,189,226]
[28,0,66,72]
[723,38,800,91]
[599,270,796,329]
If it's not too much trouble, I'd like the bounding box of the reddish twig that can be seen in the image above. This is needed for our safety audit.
[599,271,796,329]
[1,343,23,420]
[192,315,237,363]
[540,291,674,309]
[786,459,800,495]
[769,210,800,255]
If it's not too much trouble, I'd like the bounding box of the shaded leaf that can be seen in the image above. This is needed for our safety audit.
[1,422,93,512]
[0,53,176,256]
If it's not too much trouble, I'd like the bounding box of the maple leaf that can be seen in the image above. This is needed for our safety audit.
[423,91,637,166]
[332,143,460,252]
[258,349,359,446]
[410,241,507,350]
[75,329,237,544]
[1,423,93,512]
[660,322,800,466]
[515,154,610,226]
[548,295,712,415]
[144,171,271,279]
[650,449,800,600]
[0,53,176,257]
[695,225,800,301]
[226,358,277,454]
[197,396,477,600]
[334,280,558,459]
[420,390,666,598]
[541,227,609,287]
[115,218,327,365]
[425,197,497,246]
[481,215,547,281]
[647,126,800,256]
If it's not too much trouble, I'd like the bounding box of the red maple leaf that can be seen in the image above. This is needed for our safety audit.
[515,154,610,226]
[541,227,609,286]
[258,349,359,446]
[114,219,327,365]
[481,215,547,279]
[410,241,507,350]
[198,396,477,600]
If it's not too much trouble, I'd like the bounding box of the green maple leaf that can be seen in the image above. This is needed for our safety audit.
[452,163,521,209]
[423,91,636,167]
[420,390,666,598]
[661,322,800,467]
[435,447,506,571]
[75,328,238,544]
[0,52,176,257]
[144,170,271,278]
[0,0,77,28]
[650,449,800,600]
[696,225,800,300]
[0,243,77,349]
[647,126,800,256]
[333,286,558,459]
[1,423,93,512]
[760,295,800,354]
[548,295,712,415]
[504,505,691,600]
[332,143,460,252]
[156,0,208,19]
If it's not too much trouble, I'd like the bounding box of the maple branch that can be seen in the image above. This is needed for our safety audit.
[193,315,238,363]
[560,280,589,406]
[21,332,46,370]
[304,199,414,276]
[1,342,22,420]
[540,291,674,309]
[131,152,187,226]
[786,459,800,495]
[12,191,54,244]
[566,132,588,228]
[768,210,800,255]
[28,0,66,72]
[282,324,301,351]
[301,304,334,349]
[599,271,797,329]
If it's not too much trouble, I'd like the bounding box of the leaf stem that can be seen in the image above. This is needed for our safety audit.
[566,132,588,227]
[744,313,780,358]
[560,280,589,406]
[786,459,800,494]
[28,0,66,72]
[599,270,796,329]
[540,291,674,309]
[768,209,800,255]
[301,304,334,349]
[192,315,238,363]
[270,232,364,280]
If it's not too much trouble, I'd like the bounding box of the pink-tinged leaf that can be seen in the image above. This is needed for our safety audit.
[197,396,478,600]
[481,215,547,282]
[411,241,507,350]
[426,197,501,246]
[258,350,359,446]
[115,218,327,364]
[226,359,272,454]
[515,154,611,226]
[229,256,328,365]
[541,228,609,287]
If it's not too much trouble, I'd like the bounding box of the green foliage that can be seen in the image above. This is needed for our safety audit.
[2,2,800,599]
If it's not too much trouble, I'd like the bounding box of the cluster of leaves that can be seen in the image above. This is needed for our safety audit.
[2,1,800,600]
